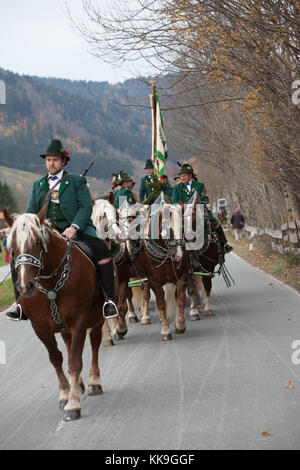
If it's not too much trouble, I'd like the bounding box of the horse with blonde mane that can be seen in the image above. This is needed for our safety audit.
[92,197,143,341]
[4,209,106,422]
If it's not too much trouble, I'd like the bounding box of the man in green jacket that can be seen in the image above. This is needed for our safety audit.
[5,139,118,321]
[114,173,137,209]
[139,159,173,204]
[172,163,233,254]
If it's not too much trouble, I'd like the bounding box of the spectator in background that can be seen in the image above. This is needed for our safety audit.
[230,209,245,242]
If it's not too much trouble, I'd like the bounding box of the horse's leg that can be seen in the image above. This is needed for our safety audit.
[141,282,151,325]
[101,319,114,347]
[152,283,172,341]
[127,286,139,323]
[33,327,70,410]
[63,327,87,421]
[175,279,187,334]
[202,277,214,315]
[114,281,128,340]
[61,332,85,395]
[88,324,103,396]
[187,272,201,321]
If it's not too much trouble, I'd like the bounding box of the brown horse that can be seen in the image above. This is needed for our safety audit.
[4,209,105,422]
[120,202,189,340]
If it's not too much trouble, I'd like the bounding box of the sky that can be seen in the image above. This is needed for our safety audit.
[0,0,140,84]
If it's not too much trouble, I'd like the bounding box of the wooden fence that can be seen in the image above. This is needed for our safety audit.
[244,221,300,255]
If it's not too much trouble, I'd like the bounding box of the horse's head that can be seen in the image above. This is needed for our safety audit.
[159,204,184,262]
[92,199,121,240]
[4,209,49,298]
[118,203,143,257]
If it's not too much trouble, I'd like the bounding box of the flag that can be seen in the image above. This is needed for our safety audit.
[151,88,168,177]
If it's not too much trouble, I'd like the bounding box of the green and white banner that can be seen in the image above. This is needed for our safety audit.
[151,88,168,177]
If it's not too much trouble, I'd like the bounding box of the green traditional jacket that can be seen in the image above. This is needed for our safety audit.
[139,175,173,203]
[113,187,136,209]
[172,180,208,204]
[139,175,153,202]
[172,180,216,221]
[26,170,99,238]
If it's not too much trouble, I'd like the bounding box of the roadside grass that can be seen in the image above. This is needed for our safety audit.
[226,230,300,293]
[0,279,14,311]
[0,242,7,267]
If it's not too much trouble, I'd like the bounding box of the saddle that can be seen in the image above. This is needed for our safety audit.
[73,240,98,269]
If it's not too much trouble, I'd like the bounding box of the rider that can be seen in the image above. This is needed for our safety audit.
[5,139,118,321]
[172,163,233,254]
[139,159,173,203]
[114,173,137,209]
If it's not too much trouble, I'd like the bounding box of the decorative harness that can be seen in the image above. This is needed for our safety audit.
[14,230,73,333]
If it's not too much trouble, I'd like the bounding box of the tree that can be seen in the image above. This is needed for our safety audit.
[0,181,18,212]
[72,0,300,222]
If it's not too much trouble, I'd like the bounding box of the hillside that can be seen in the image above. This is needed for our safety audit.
[0,165,107,212]
[0,68,153,181]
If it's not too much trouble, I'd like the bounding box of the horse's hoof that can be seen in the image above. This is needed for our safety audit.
[129,316,139,323]
[88,384,103,396]
[79,382,85,395]
[117,328,128,337]
[175,327,186,334]
[141,318,151,325]
[101,339,114,347]
[59,400,68,410]
[190,313,201,321]
[114,332,125,341]
[63,409,81,422]
[204,310,214,316]
[161,333,172,341]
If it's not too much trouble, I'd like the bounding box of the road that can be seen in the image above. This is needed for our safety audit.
[0,253,300,450]
[0,264,11,283]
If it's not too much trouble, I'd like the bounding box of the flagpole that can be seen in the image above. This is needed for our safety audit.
[149,79,159,177]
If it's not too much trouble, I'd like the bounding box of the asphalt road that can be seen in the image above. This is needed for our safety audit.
[0,253,300,450]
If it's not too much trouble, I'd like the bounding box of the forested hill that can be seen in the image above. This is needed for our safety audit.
[0,68,152,180]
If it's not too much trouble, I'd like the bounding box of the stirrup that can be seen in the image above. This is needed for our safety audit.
[103,300,118,319]
[5,303,24,321]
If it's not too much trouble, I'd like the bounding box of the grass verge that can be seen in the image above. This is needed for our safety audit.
[226,231,300,293]
[0,279,14,311]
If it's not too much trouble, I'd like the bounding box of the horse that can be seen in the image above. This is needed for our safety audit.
[4,209,106,422]
[92,198,143,341]
[183,196,226,316]
[119,201,189,340]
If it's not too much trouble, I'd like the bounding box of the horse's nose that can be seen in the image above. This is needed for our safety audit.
[20,281,35,298]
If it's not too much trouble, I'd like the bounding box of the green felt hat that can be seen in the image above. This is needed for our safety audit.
[120,172,133,183]
[179,163,194,175]
[144,159,154,169]
[40,139,70,161]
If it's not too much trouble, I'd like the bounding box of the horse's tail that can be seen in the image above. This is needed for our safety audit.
[163,283,178,323]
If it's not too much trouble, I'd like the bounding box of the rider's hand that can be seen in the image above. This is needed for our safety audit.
[62,226,77,239]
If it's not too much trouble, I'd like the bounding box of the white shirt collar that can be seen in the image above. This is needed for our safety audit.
[48,169,64,181]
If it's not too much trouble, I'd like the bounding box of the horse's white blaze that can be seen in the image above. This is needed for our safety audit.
[20,265,26,290]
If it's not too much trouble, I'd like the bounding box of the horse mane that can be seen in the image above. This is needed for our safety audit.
[7,213,53,251]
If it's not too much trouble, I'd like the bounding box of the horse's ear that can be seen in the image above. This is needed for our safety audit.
[108,191,115,205]
[37,204,47,224]
[3,208,14,227]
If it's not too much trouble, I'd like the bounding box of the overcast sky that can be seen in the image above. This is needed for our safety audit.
[0,0,139,84]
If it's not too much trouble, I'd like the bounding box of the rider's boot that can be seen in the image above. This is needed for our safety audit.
[215,224,233,254]
[97,260,118,319]
[5,263,28,321]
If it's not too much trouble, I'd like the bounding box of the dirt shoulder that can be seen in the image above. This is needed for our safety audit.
[226,230,300,294]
